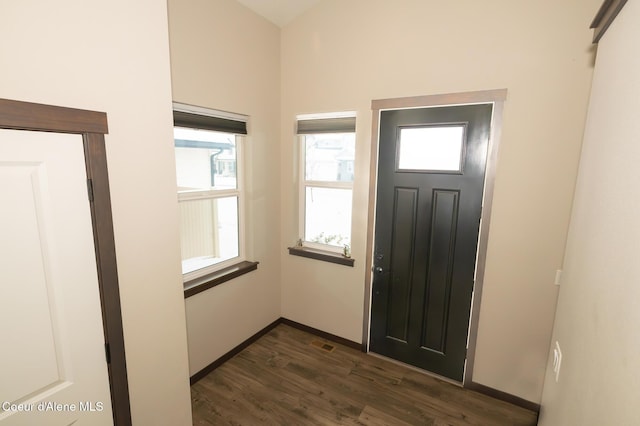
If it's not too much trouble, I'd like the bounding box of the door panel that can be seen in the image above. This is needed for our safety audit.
[2,162,61,403]
[370,104,492,381]
[422,189,459,353]
[0,130,113,425]
[386,187,418,342]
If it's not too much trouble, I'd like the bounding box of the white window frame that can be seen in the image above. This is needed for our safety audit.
[297,111,356,254]
[173,102,247,282]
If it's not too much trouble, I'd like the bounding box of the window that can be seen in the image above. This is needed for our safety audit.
[397,125,466,172]
[296,112,356,254]
[173,103,247,282]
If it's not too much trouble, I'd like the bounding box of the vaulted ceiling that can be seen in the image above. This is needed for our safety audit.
[235,0,322,27]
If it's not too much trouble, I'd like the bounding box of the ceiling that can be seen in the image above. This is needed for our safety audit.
[235,0,322,27]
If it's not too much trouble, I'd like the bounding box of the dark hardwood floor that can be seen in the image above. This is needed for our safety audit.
[191,324,538,425]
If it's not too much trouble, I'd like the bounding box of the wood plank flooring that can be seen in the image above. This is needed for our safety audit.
[191,324,538,425]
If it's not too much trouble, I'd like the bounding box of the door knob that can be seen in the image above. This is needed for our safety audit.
[374,266,383,273]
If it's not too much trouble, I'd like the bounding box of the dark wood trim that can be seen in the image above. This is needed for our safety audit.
[0,98,108,134]
[371,89,508,112]
[190,318,282,385]
[184,260,259,298]
[467,381,540,414]
[82,133,131,426]
[590,0,628,43]
[0,98,131,426]
[288,246,355,267]
[190,317,365,384]
[279,318,364,352]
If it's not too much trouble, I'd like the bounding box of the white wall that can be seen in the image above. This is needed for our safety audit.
[539,2,640,424]
[0,1,192,424]
[167,0,283,375]
[280,0,600,403]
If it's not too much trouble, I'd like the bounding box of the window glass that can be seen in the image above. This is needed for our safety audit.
[174,127,237,191]
[304,133,355,182]
[304,187,352,247]
[397,125,465,172]
[178,197,239,275]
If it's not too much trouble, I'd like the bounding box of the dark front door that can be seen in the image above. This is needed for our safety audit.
[370,104,492,381]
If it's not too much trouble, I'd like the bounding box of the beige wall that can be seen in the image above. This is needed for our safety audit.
[280,0,600,403]
[167,0,283,376]
[539,2,640,424]
[0,1,192,424]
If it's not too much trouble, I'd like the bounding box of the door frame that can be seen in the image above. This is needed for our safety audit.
[363,89,507,386]
[0,98,132,425]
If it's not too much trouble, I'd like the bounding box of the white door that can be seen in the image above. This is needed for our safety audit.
[0,130,113,425]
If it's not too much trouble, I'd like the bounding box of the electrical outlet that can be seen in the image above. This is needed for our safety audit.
[554,269,563,286]
[552,341,562,382]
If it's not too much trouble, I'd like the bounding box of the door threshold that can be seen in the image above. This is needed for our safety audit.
[367,352,463,387]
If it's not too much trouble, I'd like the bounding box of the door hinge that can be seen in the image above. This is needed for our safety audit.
[87,178,94,202]
[104,342,111,364]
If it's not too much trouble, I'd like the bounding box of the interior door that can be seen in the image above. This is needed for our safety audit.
[0,129,113,425]
[369,104,492,381]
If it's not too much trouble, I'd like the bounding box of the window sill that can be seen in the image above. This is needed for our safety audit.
[287,246,355,267]
[183,260,259,298]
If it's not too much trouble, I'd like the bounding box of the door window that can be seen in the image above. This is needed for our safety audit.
[397,125,465,172]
